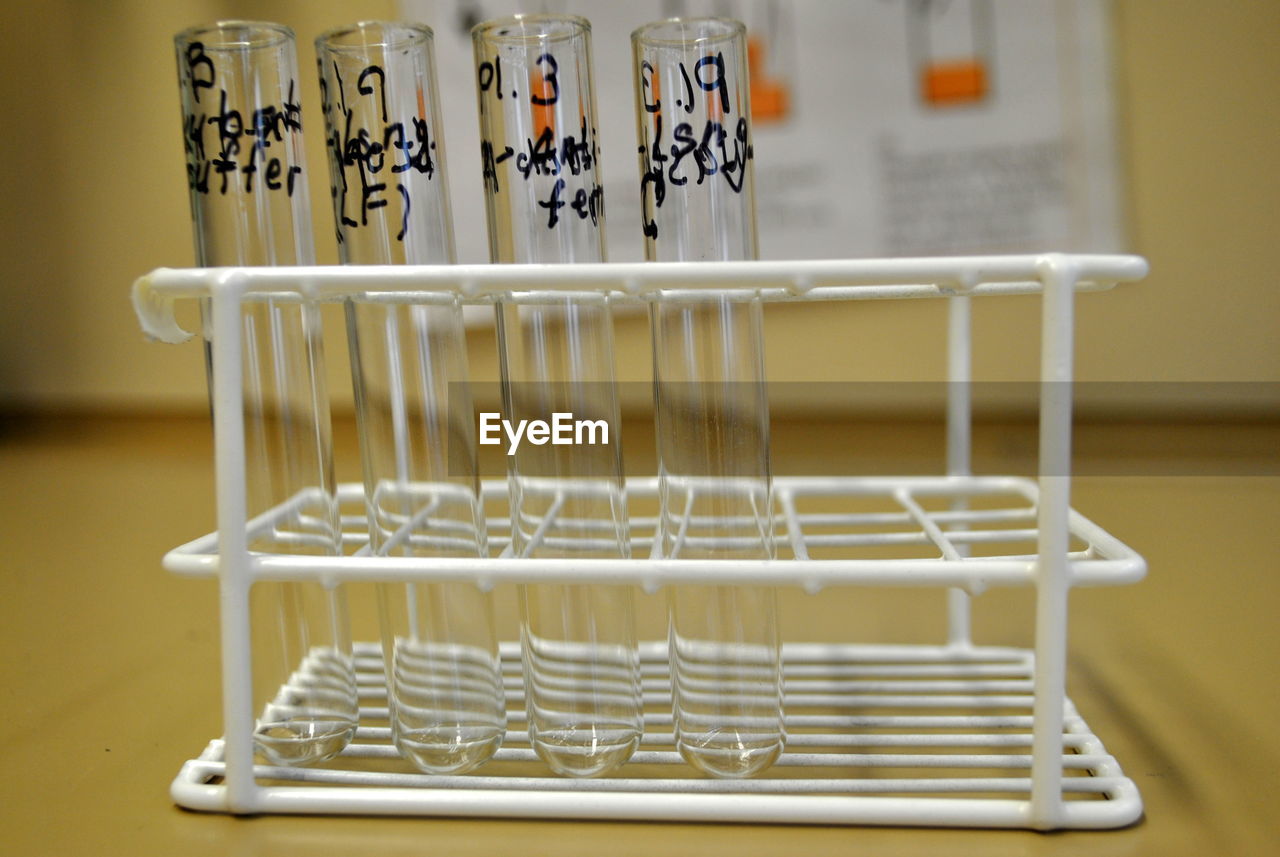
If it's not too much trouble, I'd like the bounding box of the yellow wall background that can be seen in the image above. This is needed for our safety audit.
[0,0,1276,417]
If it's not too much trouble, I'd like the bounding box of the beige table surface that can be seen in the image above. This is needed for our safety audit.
[2,414,1277,856]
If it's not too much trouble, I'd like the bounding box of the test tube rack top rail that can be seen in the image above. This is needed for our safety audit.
[133,253,1149,830]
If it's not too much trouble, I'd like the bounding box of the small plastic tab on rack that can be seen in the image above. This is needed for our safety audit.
[131,269,195,345]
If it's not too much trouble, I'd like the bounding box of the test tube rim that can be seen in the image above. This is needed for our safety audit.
[174,20,295,51]
[471,13,592,46]
[631,17,747,49]
[316,20,434,54]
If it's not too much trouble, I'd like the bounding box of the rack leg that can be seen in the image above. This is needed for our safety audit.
[945,296,973,648]
[1030,255,1076,829]
[212,275,259,814]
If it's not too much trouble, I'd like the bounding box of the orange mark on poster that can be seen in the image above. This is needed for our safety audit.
[531,69,556,135]
[748,36,790,123]
[922,60,988,106]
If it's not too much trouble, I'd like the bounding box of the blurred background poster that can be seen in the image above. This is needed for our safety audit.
[11,0,1272,415]
[402,0,1125,262]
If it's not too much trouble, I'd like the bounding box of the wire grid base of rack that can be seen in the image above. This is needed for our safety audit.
[172,641,1140,828]
[167,475,1143,828]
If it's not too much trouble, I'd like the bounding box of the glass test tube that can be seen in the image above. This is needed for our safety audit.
[632,18,783,778]
[474,15,642,778]
[173,21,358,766]
[316,22,505,774]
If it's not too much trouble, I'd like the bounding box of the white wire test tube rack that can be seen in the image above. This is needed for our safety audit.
[133,253,1149,830]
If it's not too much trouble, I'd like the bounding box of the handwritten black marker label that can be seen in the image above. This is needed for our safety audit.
[637,53,753,240]
[180,43,303,197]
[478,50,603,231]
[320,61,437,245]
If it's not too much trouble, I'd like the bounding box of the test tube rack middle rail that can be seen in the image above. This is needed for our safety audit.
[133,253,1150,830]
